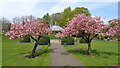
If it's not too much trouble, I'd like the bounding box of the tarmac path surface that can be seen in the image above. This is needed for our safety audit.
[50,40,84,67]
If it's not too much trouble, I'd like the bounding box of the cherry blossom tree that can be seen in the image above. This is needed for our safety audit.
[56,14,118,55]
[106,19,119,37]
[5,17,52,58]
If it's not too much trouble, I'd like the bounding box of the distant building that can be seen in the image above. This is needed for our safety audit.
[51,25,63,31]
[51,25,63,34]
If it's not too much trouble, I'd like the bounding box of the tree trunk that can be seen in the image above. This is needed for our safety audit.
[87,43,92,55]
[31,43,38,58]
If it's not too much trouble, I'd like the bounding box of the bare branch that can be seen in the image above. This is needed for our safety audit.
[31,36,37,42]
[90,34,98,41]
[38,35,41,40]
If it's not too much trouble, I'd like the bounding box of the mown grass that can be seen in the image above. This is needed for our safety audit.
[2,36,50,66]
[65,40,119,66]
[0,33,2,67]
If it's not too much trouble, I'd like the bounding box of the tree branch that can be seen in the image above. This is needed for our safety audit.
[87,33,90,40]
[31,36,37,42]
[90,34,98,41]
[37,35,41,40]
[81,36,87,42]
[80,31,88,42]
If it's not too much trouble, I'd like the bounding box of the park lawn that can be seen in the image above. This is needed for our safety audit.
[2,36,50,66]
[0,33,2,67]
[65,40,119,66]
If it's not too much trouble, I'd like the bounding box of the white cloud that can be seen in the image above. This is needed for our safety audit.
[48,2,74,14]
[0,0,118,20]
[91,16,109,24]
[0,0,40,2]
[47,0,117,15]
[101,18,109,24]
[1,0,119,2]
[0,0,40,20]
[47,0,82,14]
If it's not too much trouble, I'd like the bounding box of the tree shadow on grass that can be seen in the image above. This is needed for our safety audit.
[19,48,51,57]
[19,52,31,55]
[67,49,119,58]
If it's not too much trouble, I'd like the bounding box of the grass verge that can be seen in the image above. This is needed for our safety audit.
[65,40,119,66]
[2,36,50,66]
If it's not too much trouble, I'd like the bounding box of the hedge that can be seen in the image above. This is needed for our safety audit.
[49,34,59,39]
[61,36,74,45]
[38,36,50,45]
[20,36,31,43]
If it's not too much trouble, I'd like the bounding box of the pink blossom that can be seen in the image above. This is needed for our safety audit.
[5,17,52,39]
[56,14,118,38]
[5,32,11,36]
[106,19,119,36]
[9,36,16,39]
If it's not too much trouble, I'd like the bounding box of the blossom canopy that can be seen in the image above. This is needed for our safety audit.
[106,19,119,36]
[5,19,52,39]
[56,14,110,38]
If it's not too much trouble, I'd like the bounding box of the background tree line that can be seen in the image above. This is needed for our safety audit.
[43,7,91,28]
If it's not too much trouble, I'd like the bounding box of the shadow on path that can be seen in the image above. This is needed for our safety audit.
[50,40,84,66]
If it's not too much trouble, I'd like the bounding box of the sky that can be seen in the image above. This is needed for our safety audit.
[0,0,119,24]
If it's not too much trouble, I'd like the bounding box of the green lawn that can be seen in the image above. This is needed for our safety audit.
[0,33,2,67]
[65,40,119,66]
[2,36,50,66]
[2,35,119,66]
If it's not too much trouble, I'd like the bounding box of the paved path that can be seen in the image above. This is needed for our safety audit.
[50,40,84,66]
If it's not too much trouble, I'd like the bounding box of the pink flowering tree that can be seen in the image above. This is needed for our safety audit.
[56,14,118,55]
[106,19,119,38]
[5,17,52,58]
